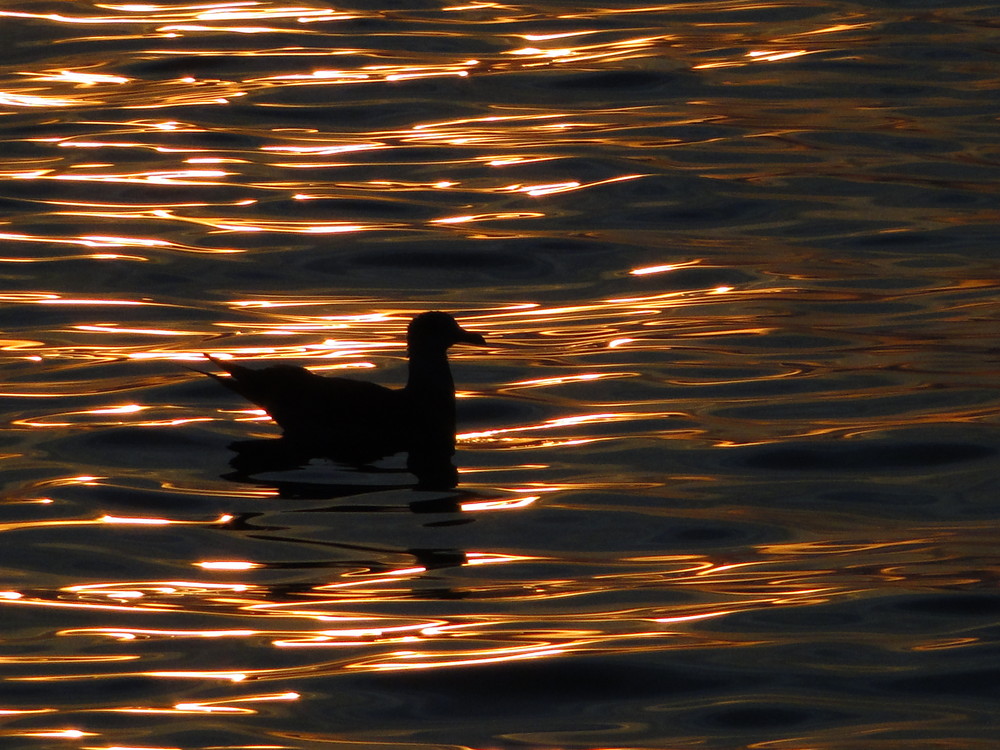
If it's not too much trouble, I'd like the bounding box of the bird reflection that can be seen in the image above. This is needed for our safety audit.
[203,311,486,489]
[220,470,477,516]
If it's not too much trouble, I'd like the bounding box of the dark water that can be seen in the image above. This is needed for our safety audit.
[2,2,999,748]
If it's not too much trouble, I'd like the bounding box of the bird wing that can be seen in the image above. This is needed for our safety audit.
[205,356,408,457]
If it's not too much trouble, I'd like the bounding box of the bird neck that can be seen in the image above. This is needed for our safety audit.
[404,346,457,456]
[405,346,455,400]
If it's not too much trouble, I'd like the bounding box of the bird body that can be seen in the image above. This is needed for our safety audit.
[204,311,485,469]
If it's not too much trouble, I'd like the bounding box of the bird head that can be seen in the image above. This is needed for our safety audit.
[407,311,486,351]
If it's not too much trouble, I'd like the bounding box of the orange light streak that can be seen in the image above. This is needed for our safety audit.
[157,24,282,33]
[0,230,241,255]
[27,70,131,85]
[505,372,627,388]
[522,30,604,41]
[506,46,573,58]
[0,92,86,107]
[386,70,469,82]
[0,514,230,534]
[1,597,174,615]
[272,621,442,646]
[196,561,259,570]
[459,411,677,441]
[484,155,557,167]
[261,143,383,155]
[75,325,196,336]
[631,259,704,275]
[431,211,543,224]
[37,297,144,305]
[265,70,372,82]
[608,337,635,348]
[0,253,145,262]
[412,113,566,131]
[60,627,257,641]
[464,552,543,565]
[89,404,144,415]
[100,515,173,526]
[138,210,376,234]
[146,670,248,682]
[65,580,247,595]
[460,496,540,512]
[802,23,873,35]
[747,49,811,62]
[13,405,217,429]
[0,4,350,23]
[53,169,230,185]
[353,644,568,672]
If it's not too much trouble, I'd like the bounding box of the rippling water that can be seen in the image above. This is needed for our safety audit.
[2,2,999,748]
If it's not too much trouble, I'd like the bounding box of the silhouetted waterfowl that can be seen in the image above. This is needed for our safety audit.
[203,311,486,487]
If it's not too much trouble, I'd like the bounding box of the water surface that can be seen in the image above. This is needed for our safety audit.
[1,2,999,748]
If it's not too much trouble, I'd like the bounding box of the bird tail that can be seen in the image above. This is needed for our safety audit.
[188,354,246,392]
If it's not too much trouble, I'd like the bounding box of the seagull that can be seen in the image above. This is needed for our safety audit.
[203,311,486,479]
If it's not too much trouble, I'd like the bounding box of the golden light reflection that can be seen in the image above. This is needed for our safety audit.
[37,297,144,306]
[353,643,569,672]
[0,654,138,664]
[484,155,557,167]
[458,411,680,443]
[694,48,821,70]
[0,4,355,24]
[63,579,249,598]
[0,229,240,255]
[5,532,931,686]
[74,325,196,336]
[412,113,566,132]
[0,513,230,534]
[0,253,146,263]
[261,142,383,155]
[443,3,502,10]
[249,59,478,88]
[1,2,991,737]
[747,49,811,62]
[146,670,249,682]
[460,495,540,512]
[0,91,88,107]
[122,209,381,235]
[172,690,300,714]
[502,32,676,67]
[13,403,216,429]
[272,621,445,647]
[631,259,704,276]
[504,372,632,389]
[56,168,230,185]
[36,69,131,85]
[497,174,645,197]
[465,552,542,566]
[803,22,874,35]
[61,624,251,640]
[99,515,168,528]
[430,211,544,225]
[460,284,750,332]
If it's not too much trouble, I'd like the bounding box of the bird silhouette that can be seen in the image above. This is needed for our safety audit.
[203,311,486,488]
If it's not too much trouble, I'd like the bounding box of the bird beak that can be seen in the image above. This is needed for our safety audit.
[457,329,487,347]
